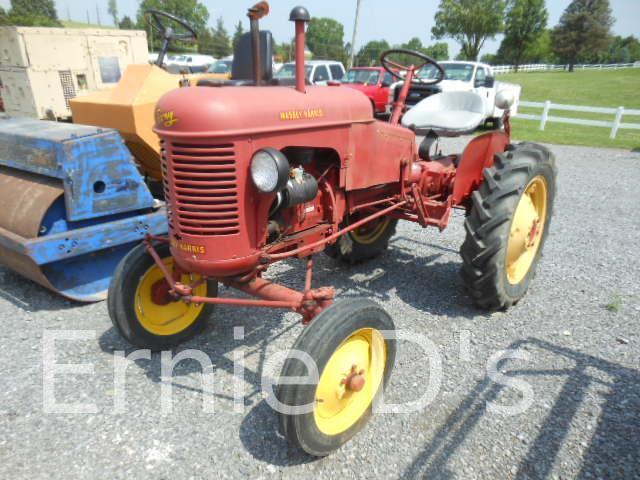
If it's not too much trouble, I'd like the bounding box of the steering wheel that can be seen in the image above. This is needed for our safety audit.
[380,49,445,85]
[144,10,198,68]
[145,9,197,41]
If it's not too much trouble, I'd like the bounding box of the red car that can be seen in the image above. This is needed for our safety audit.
[341,66,396,114]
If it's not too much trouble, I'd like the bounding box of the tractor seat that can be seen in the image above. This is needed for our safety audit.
[401,91,485,137]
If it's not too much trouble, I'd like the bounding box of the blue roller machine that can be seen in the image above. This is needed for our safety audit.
[0,116,167,301]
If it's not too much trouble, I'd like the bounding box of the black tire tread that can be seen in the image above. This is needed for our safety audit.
[460,143,557,310]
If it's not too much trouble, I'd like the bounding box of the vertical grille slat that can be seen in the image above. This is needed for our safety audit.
[162,141,240,237]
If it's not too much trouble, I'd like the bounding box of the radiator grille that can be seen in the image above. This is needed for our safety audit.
[163,142,240,237]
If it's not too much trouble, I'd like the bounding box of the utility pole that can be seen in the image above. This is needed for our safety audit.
[96,4,101,26]
[348,0,362,68]
[86,10,90,24]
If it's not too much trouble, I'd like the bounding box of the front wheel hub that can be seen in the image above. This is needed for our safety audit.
[134,257,209,336]
[150,279,172,305]
[342,365,366,392]
[313,328,386,436]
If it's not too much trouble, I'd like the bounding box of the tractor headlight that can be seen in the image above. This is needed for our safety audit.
[250,148,290,193]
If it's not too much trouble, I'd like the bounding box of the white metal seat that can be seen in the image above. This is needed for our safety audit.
[401,91,486,137]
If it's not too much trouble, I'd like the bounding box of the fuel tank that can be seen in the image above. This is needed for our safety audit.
[155,85,374,278]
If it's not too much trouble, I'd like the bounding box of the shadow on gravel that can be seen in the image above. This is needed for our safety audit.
[98,303,317,466]
[401,337,640,479]
[0,267,77,312]
[239,401,313,466]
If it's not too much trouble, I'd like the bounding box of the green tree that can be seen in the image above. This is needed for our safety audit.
[275,41,294,62]
[480,53,497,64]
[424,42,449,60]
[197,28,214,55]
[306,17,347,63]
[108,0,118,26]
[551,0,613,71]
[432,0,505,61]
[499,0,547,71]
[232,20,245,53]
[0,7,8,25]
[393,38,449,65]
[582,35,640,64]
[617,36,640,62]
[523,29,558,63]
[7,0,62,26]
[118,15,135,30]
[209,17,231,57]
[137,0,209,50]
[355,40,390,66]
[397,38,427,65]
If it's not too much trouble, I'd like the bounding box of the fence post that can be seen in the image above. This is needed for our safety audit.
[540,101,551,131]
[610,106,624,139]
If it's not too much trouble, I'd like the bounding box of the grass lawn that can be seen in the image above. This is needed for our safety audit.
[499,69,640,151]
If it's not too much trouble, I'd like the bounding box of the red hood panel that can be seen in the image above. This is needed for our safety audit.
[154,85,374,138]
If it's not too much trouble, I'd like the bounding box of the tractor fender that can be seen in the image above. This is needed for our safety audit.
[452,130,510,205]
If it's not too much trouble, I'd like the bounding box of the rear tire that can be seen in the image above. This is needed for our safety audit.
[278,299,396,456]
[460,143,557,310]
[325,215,398,264]
[108,242,217,350]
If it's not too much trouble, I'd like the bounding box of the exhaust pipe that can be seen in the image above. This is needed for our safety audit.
[289,6,310,93]
[248,1,270,86]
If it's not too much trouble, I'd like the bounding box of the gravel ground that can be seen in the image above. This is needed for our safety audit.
[0,137,638,479]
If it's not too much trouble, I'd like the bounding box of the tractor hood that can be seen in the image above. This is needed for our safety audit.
[154,85,373,139]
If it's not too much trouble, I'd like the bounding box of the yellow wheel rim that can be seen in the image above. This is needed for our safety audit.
[313,328,386,436]
[134,258,208,336]
[350,217,391,245]
[506,175,548,284]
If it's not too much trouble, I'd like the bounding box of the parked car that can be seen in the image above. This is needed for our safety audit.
[166,53,216,73]
[388,61,521,125]
[341,66,396,114]
[204,59,233,79]
[275,60,345,85]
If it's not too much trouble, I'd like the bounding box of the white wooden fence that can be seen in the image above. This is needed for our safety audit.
[514,101,640,139]
[493,62,640,74]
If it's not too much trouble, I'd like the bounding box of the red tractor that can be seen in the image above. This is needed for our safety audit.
[109,4,556,456]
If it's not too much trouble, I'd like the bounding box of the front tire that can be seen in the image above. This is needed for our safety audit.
[278,299,396,456]
[108,242,217,350]
[460,143,557,310]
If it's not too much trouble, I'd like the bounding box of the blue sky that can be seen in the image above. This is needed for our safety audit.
[2,0,639,56]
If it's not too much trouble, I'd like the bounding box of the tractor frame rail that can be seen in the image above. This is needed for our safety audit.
[143,236,335,323]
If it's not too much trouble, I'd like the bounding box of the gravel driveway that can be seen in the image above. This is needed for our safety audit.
[0,138,638,479]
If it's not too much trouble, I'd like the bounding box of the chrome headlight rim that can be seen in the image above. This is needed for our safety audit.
[250,148,290,193]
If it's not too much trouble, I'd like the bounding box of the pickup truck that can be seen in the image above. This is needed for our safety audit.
[275,60,345,86]
[341,67,396,114]
[388,61,521,126]
[165,53,216,73]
